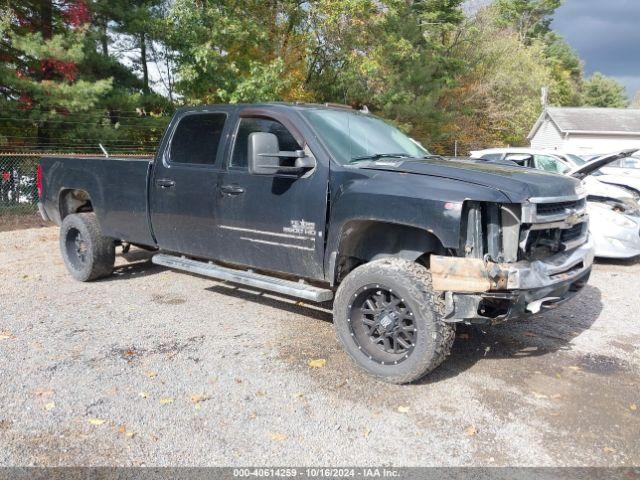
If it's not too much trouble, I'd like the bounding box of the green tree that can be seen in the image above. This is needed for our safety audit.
[0,0,112,149]
[582,72,629,108]
[494,0,561,43]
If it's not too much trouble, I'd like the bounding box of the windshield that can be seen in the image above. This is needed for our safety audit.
[302,109,430,165]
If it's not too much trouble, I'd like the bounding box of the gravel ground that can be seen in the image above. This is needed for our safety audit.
[1,226,639,467]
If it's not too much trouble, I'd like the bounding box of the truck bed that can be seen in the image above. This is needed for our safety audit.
[40,155,156,247]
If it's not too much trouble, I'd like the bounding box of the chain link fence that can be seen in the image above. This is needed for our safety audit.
[0,153,41,217]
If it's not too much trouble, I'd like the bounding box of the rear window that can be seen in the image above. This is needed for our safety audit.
[170,113,227,165]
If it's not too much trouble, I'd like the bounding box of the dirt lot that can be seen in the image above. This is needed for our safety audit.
[1,226,639,467]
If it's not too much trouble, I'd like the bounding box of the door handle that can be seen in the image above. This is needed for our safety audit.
[156,178,176,189]
[220,184,245,195]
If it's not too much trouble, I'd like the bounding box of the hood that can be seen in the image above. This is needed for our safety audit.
[356,157,580,203]
[569,149,638,179]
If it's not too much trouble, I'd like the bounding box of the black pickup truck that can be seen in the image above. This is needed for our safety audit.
[39,103,594,383]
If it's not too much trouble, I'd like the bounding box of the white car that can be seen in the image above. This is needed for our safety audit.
[470,148,640,259]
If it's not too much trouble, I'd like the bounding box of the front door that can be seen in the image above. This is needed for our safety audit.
[150,109,232,259]
[214,114,329,280]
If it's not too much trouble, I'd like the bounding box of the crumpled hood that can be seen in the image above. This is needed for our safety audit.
[358,157,581,203]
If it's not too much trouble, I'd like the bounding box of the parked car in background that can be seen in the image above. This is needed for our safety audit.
[471,148,640,197]
[471,148,640,259]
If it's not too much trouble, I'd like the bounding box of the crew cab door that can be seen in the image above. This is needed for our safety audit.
[214,110,329,280]
[150,109,232,259]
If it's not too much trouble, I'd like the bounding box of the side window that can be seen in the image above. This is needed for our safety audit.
[170,113,227,166]
[534,155,569,174]
[231,117,301,168]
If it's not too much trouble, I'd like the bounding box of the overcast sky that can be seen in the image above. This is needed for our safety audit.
[552,0,640,99]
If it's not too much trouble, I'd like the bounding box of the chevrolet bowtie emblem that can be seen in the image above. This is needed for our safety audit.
[565,211,581,226]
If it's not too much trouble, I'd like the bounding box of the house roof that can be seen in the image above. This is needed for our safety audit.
[528,107,640,139]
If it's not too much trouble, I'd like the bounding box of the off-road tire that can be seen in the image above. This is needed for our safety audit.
[60,213,115,282]
[333,258,455,384]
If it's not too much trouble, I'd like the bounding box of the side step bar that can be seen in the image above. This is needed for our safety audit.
[152,253,334,303]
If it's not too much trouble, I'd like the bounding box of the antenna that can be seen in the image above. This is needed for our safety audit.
[99,143,109,158]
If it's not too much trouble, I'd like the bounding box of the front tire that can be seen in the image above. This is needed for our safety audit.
[60,213,115,282]
[333,258,454,384]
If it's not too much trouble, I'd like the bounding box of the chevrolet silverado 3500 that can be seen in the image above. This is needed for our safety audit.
[38,103,594,383]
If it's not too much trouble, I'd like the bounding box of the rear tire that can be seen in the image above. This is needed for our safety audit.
[333,258,454,384]
[60,213,115,282]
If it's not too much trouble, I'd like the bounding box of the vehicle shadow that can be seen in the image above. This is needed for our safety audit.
[204,283,333,324]
[205,277,603,385]
[417,284,604,384]
[100,248,166,281]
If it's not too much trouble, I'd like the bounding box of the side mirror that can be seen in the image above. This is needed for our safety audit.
[248,132,315,175]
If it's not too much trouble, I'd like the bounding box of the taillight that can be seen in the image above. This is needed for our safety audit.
[36,164,43,198]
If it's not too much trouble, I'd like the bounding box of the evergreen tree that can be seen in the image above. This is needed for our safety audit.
[582,72,629,108]
[0,0,112,150]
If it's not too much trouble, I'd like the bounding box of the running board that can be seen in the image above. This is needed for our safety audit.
[152,253,334,303]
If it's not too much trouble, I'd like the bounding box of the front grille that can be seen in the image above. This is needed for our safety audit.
[561,223,586,242]
[537,199,586,217]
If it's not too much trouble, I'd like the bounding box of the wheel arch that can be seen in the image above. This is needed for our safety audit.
[58,188,94,221]
[329,220,447,285]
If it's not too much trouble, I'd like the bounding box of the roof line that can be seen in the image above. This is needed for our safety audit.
[563,130,640,136]
[527,110,564,140]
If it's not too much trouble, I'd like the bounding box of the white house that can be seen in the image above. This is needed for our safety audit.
[528,107,640,154]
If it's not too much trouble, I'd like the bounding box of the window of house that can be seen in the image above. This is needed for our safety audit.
[170,113,227,166]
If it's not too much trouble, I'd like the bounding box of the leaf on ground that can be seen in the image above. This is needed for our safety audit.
[363,428,371,438]
[532,392,548,399]
[292,392,304,399]
[125,431,135,438]
[44,402,55,411]
[118,425,126,434]
[603,447,615,454]
[145,371,158,378]
[190,394,210,404]
[630,403,637,411]
[465,425,477,436]
[0,331,13,340]
[270,432,287,441]
[160,397,174,405]
[397,406,410,413]
[88,418,106,426]
[550,394,562,400]
[254,390,266,397]
[308,358,327,368]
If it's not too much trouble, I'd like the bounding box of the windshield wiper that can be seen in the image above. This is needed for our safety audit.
[349,153,415,163]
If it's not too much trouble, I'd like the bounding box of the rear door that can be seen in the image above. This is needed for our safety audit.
[150,108,233,259]
[213,110,329,280]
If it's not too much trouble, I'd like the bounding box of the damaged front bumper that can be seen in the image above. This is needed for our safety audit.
[431,238,595,324]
